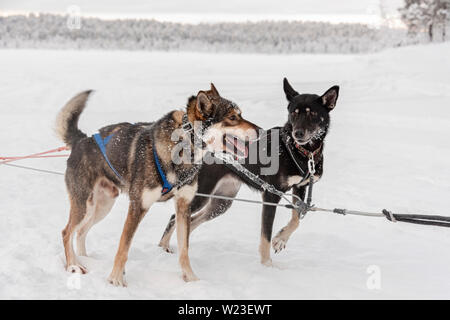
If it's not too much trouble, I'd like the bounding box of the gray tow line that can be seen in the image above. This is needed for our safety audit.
[207,152,450,228]
[2,150,450,227]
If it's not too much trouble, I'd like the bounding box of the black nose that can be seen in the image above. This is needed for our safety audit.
[294,130,305,140]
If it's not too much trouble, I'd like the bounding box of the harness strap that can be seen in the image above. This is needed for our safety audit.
[152,114,201,195]
[93,133,123,180]
[93,115,200,195]
[152,143,173,195]
[281,131,308,184]
[182,113,213,149]
[212,151,307,217]
[280,128,323,187]
[294,141,323,161]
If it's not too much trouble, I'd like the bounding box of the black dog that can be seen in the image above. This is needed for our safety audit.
[159,78,339,265]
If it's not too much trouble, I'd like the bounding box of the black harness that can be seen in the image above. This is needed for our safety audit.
[280,127,322,188]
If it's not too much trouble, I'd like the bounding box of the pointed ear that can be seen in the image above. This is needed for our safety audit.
[320,85,339,111]
[210,83,220,96]
[283,78,299,102]
[196,91,214,118]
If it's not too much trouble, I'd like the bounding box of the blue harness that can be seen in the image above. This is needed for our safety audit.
[93,132,173,195]
[152,143,173,195]
[93,133,123,180]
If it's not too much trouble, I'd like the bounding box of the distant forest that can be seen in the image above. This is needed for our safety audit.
[0,13,427,54]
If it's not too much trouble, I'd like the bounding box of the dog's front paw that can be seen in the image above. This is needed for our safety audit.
[182,272,199,282]
[66,264,88,274]
[159,245,175,254]
[272,236,288,254]
[261,258,273,267]
[107,272,127,287]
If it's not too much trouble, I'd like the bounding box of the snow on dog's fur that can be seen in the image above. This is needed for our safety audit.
[56,84,258,286]
[159,78,339,266]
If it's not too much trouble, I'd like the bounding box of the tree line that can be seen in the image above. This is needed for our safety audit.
[400,0,449,41]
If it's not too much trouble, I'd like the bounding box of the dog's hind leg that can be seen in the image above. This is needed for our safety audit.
[259,192,281,266]
[76,178,119,256]
[159,177,240,253]
[159,197,234,253]
[190,196,235,230]
[158,214,177,253]
[272,185,306,253]
[190,177,240,230]
[159,188,211,253]
[190,176,240,232]
[62,195,89,274]
[76,219,94,257]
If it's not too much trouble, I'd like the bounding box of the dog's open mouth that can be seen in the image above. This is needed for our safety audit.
[223,134,248,158]
[291,133,311,146]
[293,138,311,146]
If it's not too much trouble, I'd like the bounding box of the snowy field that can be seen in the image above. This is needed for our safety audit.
[0,44,449,299]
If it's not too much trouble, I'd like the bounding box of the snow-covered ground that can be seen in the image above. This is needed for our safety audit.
[0,44,449,299]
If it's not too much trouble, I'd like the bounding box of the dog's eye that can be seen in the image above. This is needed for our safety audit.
[229,115,238,121]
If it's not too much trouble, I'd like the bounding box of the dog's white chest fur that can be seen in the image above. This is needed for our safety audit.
[141,188,161,210]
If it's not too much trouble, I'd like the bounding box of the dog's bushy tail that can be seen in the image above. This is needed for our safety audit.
[55,90,93,148]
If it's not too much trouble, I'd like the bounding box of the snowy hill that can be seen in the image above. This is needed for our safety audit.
[0,43,449,299]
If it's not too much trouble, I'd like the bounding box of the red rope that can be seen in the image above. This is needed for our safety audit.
[0,146,69,164]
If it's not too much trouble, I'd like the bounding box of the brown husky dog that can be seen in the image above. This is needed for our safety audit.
[55,84,258,286]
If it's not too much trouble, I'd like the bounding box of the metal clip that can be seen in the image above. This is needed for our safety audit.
[295,200,309,220]
[307,155,315,175]
[181,121,193,133]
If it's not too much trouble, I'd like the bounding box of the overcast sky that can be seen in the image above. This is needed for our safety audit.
[1,0,403,15]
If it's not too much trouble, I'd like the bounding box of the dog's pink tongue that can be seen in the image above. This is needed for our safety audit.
[233,137,248,158]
